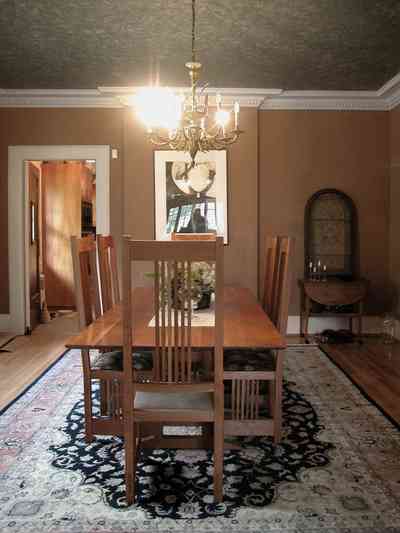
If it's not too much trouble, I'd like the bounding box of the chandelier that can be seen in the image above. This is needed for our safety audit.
[133,0,244,167]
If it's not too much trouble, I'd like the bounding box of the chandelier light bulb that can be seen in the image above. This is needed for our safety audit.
[215,109,230,128]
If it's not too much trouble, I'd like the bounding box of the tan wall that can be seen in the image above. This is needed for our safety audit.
[121,107,259,293]
[259,110,390,315]
[389,105,400,314]
[0,107,259,314]
[0,108,124,313]
[0,107,391,317]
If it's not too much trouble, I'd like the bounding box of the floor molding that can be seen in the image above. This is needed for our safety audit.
[0,314,11,332]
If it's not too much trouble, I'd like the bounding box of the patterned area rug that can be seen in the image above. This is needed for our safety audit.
[49,382,331,518]
[0,346,400,532]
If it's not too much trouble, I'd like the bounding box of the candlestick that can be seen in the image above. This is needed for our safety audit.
[234,101,240,129]
[322,264,327,282]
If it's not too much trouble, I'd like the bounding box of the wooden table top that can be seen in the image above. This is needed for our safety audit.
[66,286,286,350]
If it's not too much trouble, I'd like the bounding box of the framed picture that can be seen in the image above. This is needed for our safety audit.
[154,150,228,243]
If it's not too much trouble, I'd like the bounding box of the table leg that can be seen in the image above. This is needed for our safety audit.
[358,301,363,338]
[81,348,94,443]
[304,296,310,342]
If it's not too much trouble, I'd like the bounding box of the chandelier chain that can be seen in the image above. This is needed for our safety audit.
[191,0,196,63]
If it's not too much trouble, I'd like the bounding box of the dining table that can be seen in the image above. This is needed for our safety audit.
[65,285,286,447]
[66,286,286,351]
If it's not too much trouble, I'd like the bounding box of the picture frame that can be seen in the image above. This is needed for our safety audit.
[154,150,228,243]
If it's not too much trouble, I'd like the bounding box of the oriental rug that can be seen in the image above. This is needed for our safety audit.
[0,346,399,532]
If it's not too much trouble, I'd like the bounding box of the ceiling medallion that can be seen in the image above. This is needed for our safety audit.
[132,0,243,168]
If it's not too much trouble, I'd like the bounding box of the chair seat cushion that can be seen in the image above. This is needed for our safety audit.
[92,350,153,371]
[224,349,276,372]
[134,391,213,411]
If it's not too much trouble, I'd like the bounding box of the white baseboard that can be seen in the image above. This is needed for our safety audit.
[287,315,382,335]
[0,314,11,332]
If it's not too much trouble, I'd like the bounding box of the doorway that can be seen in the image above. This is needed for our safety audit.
[8,145,110,335]
[27,160,99,333]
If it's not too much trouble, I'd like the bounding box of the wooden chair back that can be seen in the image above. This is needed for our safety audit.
[71,235,101,329]
[122,238,224,385]
[262,236,279,317]
[97,235,120,312]
[171,232,217,241]
[262,235,295,335]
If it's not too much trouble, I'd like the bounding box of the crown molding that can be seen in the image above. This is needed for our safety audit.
[98,86,282,108]
[260,90,385,111]
[0,72,400,111]
[0,89,120,108]
[377,72,400,110]
[260,74,400,111]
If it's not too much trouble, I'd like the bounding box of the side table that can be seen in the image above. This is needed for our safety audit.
[298,278,368,339]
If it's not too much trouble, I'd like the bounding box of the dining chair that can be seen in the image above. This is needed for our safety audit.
[121,236,225,505]
[224,235,294,445]
[97,234,121,312]
[71,234,111,441]
[71,235,152,443]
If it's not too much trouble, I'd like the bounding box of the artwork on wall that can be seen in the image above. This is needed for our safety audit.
[154,150,228,243]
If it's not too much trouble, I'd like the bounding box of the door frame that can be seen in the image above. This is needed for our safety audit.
[8,145,110,334]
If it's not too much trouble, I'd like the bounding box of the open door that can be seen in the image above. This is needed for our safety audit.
[28,163,41,333]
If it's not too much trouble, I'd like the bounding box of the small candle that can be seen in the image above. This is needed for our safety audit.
[234,101,240,129]
[216,93,222,109]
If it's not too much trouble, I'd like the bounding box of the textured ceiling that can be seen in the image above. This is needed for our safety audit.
[1,0,400,91]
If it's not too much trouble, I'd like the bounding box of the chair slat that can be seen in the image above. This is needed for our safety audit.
[97,235,120,312]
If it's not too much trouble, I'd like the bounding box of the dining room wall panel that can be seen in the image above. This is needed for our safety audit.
[122,107,259,295]
[259,110,390,315]
[0,107,124,313]
[0,106,392,318]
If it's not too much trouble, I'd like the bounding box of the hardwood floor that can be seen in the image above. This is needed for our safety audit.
[321,338,400,427]
[0,332,17,349]
[0,311,79,411]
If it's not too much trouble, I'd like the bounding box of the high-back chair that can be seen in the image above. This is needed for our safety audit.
[71,235,101,329]
[224,235,294,444]
[97,235,121,312]
[121,236,225,505]
[263,235,293,335]
[71,235,146,443]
